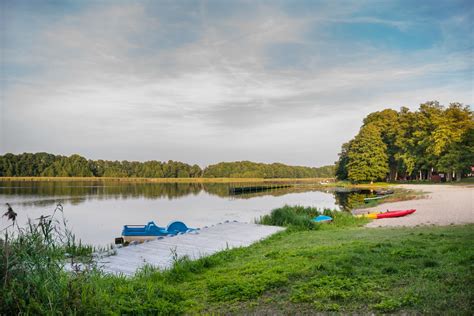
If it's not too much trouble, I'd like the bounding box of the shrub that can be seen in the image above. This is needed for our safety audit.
[257,205,368,230]
[257,205,320,230]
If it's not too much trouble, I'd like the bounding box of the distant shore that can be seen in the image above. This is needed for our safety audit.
[0,176,334,183]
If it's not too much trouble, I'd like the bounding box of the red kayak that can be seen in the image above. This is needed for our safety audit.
[376,209,416,219]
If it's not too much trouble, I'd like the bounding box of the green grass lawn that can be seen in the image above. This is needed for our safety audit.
[164,224,473,314]
[2,208,473,315]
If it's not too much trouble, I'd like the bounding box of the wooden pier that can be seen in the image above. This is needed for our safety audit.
[229,184,292,195]
[98,221,285,276]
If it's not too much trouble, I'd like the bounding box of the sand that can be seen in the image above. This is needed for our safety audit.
[354,184,473,228]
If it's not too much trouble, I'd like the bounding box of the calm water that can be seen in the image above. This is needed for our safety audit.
[0,181,371,246]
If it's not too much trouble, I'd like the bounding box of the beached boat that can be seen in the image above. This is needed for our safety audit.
[355,211,383,219]
[364,195,390,202]
[356,209,415,219]
[375,189,394,196]
[364,189,395,202]
[375,209,415,219]
[120,221,195,243]
[313,215,333,223]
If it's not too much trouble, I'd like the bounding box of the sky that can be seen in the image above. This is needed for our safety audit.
[1,0,472,167]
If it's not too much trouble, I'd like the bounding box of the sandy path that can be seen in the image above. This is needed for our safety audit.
[354,184,473,228]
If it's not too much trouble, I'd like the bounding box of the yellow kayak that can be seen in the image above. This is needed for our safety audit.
[355,211,383,219]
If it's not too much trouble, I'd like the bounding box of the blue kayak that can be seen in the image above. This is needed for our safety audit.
[313,215,333,223]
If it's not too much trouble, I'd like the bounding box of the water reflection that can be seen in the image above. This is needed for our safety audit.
[0,181,376,245]
[0,181,374,211]
[334,189,373,211]
[0,181,203,201]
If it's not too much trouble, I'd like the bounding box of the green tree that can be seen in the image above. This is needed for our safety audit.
[363,109,400,180]
[394,107,418,179]
[434,104,474,181]
[335,141,351,180]
[346,124,389,182]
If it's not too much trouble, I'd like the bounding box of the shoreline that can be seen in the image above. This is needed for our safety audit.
[356,184,474,227]
[0,176,334,183]
[0,177,396,190]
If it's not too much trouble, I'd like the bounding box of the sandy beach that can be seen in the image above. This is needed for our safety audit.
[354,184,474,227]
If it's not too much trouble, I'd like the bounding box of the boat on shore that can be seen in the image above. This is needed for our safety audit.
[313,215,333,223]
[364,195,388,202]
[355,211,383,219]
[376,209,416,219]
[375,189,394,196]
[356,209,416,219]
[364,189,395,202]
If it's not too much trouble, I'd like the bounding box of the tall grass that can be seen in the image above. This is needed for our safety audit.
[257,205,369,230]
[0,204,96,314]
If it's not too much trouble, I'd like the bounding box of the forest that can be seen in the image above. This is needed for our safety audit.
[0,153,334,179]
[336,101,473,182]
[203,161,335,178]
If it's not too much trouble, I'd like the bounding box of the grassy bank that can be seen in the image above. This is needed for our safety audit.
[392,177,474,185]
[331,181,392,188]
[354,188,427,210]
[0,176,333,184]
[2,206,472,314]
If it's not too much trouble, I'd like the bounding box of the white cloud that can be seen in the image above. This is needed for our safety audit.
[2,1,472,166]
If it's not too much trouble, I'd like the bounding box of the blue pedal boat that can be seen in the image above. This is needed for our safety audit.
[121,221,195,243]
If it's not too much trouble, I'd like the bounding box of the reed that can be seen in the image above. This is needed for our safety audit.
[0,204,96,314]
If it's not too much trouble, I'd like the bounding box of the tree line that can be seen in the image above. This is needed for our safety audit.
[336,101,473,182]
[203,161,334,178]
[0,153,202,178]
[0,153,334,179]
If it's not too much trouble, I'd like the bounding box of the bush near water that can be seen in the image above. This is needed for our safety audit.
[1,205,472,314]
[257,205,367,230]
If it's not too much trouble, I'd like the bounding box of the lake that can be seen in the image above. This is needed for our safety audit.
[0,181,371,246]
